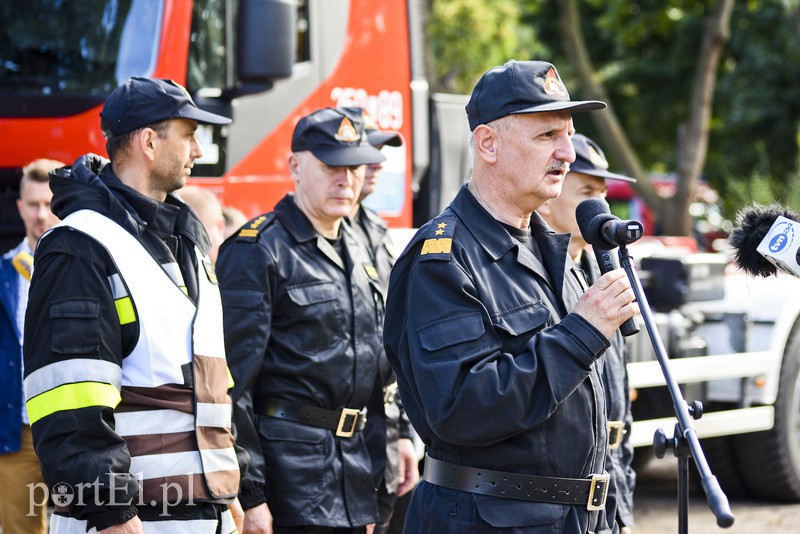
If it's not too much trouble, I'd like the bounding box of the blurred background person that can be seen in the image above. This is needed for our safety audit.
[0,158,63,534]
[178,185,226,263]
[348,111,419,534]
[222,204,248,240]
[537,133,637,533]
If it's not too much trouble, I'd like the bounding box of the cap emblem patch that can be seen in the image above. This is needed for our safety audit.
[587,146,609,170]
[334,117,361,142]
[361,111,379,131]
[543,67,568,97]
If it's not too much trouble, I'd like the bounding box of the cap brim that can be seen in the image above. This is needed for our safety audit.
[367,131,403,147]
[178,107,232,126]
[311,145,387,166]
[570,166,637,183]
[511,100,607,114]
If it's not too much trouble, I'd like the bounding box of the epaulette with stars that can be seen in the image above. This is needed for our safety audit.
[235,213,276,242]
[418,217,457,261]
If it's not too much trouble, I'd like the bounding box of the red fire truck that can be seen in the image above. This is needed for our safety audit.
[0,0,462,250]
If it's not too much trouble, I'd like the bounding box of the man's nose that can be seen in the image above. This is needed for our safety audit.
[36,203,50,219]
[191,136,204,160]
[560,136,577,163]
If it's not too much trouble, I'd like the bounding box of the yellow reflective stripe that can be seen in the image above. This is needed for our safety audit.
[180,286,188,296]
[226,367,235,390]
[115,296,135,325]
[27,382,121,424]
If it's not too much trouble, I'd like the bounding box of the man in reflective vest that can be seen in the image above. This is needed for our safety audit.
[24,77,243,533]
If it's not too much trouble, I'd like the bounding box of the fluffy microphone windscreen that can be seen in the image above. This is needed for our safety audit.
[729,203,800,277]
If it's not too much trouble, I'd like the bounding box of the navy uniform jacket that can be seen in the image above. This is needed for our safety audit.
[384,185,612,533]
[217,194,385,528]
[582,251,636,530]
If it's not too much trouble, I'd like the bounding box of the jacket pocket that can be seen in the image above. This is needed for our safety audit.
[473,494,563,528]
[285,281,342,354]
[286,281,337,306]
[220,288,267,355]
[49,299,101,355]
[222,287,264,309]
[258,417,328,501]
[492,302,552,356]
[493,301,551,335]
[417,313,487,395]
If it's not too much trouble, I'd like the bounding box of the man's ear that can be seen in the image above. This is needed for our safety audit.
[473,125,498,163]
[288,153,300,181]
[138,128,158,162]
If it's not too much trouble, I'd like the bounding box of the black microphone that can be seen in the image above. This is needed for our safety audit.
[576,198,640,337]
[729,203,800,278]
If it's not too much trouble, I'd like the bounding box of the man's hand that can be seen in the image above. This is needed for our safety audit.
[242,502,273,534]
[98,516,144,533]
[396,438,420,497]
[229,498,245,533]
[573,268,639,339]
[621,527,632,534]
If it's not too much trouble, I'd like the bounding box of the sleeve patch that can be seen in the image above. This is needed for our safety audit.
[236,213,275,242]
[419,217,457,261]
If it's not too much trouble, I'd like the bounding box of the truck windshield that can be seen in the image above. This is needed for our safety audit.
[0,0,162,101]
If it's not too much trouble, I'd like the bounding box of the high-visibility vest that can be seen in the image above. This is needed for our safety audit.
[59,209,239,503]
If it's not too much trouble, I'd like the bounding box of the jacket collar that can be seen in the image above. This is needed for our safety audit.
[101,167,212,255]
[275,194,319,244]
[275,194,352,271]
[450,184,571,299]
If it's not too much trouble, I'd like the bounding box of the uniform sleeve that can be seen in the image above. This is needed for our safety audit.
[393,257,609,447]
[23,229,139,531]
[216,237,273,510]
[395,396,414,440]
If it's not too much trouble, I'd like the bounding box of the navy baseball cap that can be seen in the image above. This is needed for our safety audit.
[570,134,636,182]
[291,107,386,166]
[360,110,403,148]
[100,77,231,138]
[466,60,606,131]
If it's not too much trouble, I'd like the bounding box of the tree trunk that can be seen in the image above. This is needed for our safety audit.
[557,0,734,236]
[672,0,734,235]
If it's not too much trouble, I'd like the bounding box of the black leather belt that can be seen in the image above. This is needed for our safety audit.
[255,398,366,438]
[423,455,609,510]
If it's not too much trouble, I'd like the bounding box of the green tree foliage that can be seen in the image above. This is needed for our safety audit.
[427,0,800,221]
[426,0,541,93]
[711,1,800,212]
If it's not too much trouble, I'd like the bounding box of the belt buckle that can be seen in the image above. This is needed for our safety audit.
[383,383,398,405]
[336,408,360,438]
[586,473,610,510]
[608,421,624,450]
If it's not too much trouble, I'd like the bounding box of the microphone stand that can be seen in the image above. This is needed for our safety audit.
[617,244,735,532]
